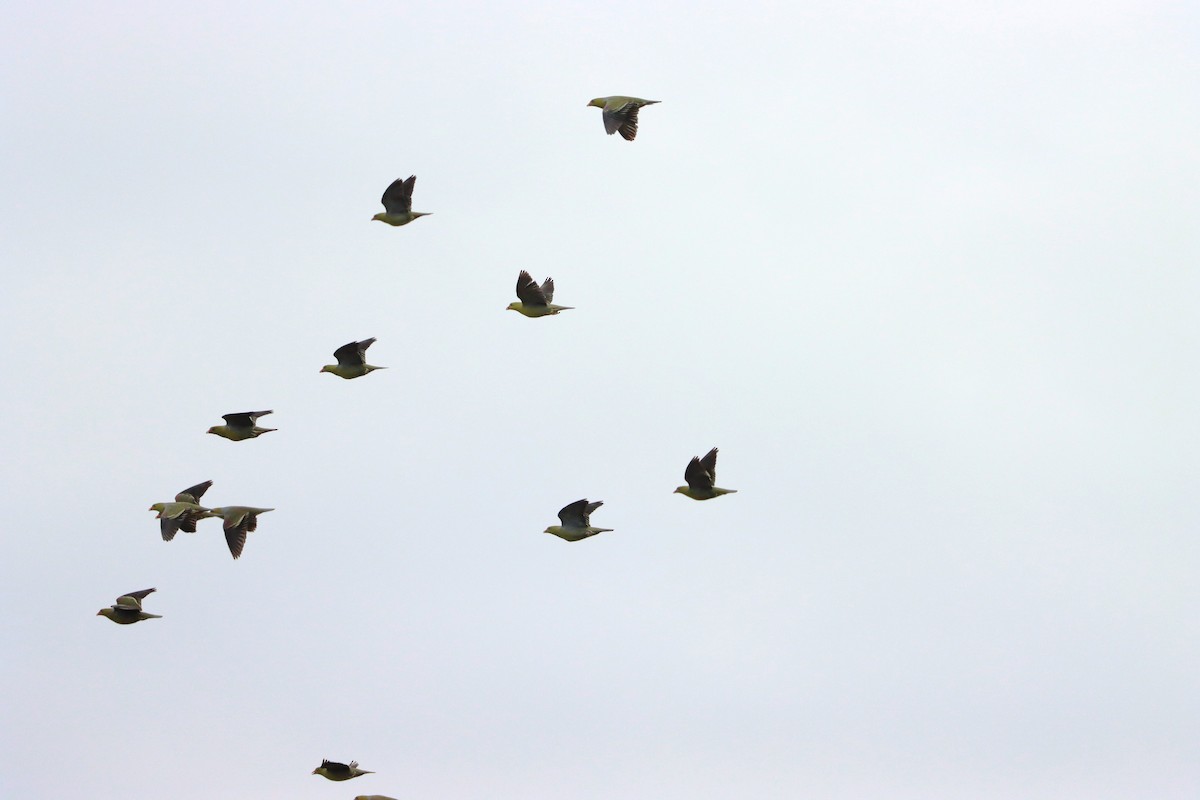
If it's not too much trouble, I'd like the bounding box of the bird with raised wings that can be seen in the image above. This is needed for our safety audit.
[321,338,385,380]
[206,410,276,441]
[587,96,660,141]
[313,759,374,781]
[96,588,161,625]
[207,506,274,560]
[507,270,573,317]
[674,447,738,500]
[371,175,430,226]
[545,499,613,542]
[149,480,214,541]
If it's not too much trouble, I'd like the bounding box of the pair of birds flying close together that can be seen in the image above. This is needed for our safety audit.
[312,759,395,800]
[544,448,738,541]
[368,97,659,226]
[148,480,273,560]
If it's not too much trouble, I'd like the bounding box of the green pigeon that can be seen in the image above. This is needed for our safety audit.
[149,480,214,541]
[321,338,385,380]
[507,270,573,317]
[207,506,274,560]
[587,96,660,141]
[674,447,737,500]
[207,410,276,441]
[97,588,161,624]
[545,499,612,542]
[313,759,373,781]
[372,175,430,226]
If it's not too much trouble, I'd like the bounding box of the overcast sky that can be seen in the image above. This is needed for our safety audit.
[2,2,1198,798]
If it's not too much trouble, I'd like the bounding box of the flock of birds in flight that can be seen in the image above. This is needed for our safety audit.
[95,95,736,797]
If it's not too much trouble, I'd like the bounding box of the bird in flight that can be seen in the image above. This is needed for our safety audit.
[674,447,738,500]
[372,175,430,226]
[507,270,573,317]
[207,506,274,560]
[313,759,374,781]
[207,410,276,441]
[587,96,660,141]
[149,480,215,541]
[321,338,386,380]
[96,588,162,625]
[545,499,613,541]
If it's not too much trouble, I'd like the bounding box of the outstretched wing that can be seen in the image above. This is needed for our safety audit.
[559,498,602,528]
[604,102,642,140]
[684,448,719,491]
[160,515,183,541]
[380,176,415,215]
[222,410,271,427]
[116,588,155,609]
[333,338,375,368]
[515,270,548,307]
[175,480,213,504]
[222,509,251,560]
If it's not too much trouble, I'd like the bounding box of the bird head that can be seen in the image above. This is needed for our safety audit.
[673,487,686,495]
[506,302,521,312]
[97,608,111,618]
[587,98,605,108]
[205,426,219,435]
[371,213,387,222]
[148,502,166,515]
[319,365,333,374]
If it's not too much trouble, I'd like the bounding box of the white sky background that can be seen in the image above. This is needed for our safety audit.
[1,1,1197,797]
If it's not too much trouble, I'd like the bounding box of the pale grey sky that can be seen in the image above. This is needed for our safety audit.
[2,2,1197,798]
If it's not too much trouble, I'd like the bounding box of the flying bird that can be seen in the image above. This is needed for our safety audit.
[149,480,214,541]
[207,410,276,441]
[313,760,374,781]
[97,588,161,625]
[545,499,613,542]
[587,96,660,141]
[372,175,430,226]
[674,447,737,500]
[321,338,385,380]
[507,270,573,317]
[207,506,274,560]
[355,796,399,800]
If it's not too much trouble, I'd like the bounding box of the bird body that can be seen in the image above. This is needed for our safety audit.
[507,270,572,317]
[674,447,737,500]
[150,481,215,541]
[321,338,385,379]
[372,175,430,226]
[313,759,373,781]
[545,499,612,541]
[587,96,660,140]
[97,588,161,624]
[207,410,276,441]
[208,506,274,560]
